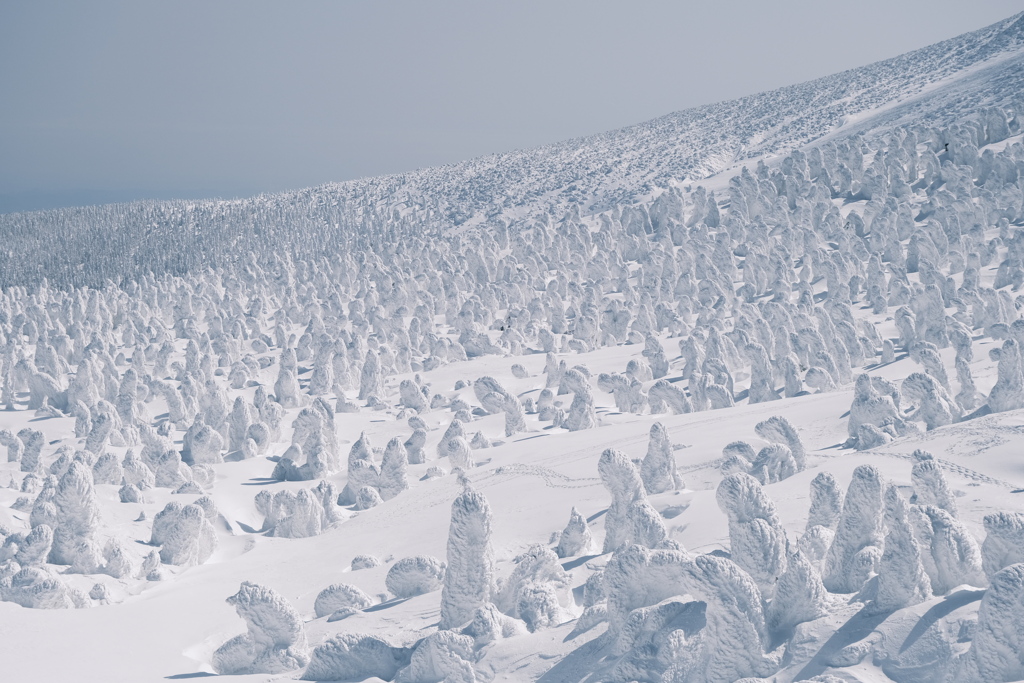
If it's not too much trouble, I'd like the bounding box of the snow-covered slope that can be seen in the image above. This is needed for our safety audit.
[2,13,1023,289]
[2,11,1024,683]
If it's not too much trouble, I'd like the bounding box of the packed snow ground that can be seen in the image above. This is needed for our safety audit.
[3,12,1024,683]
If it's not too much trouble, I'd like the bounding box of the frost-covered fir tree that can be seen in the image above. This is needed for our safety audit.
[439,487,495,629]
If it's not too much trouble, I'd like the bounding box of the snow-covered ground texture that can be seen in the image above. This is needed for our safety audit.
[2,12,1024,683]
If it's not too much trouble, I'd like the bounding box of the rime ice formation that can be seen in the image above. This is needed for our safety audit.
[823,465,884,593]
[608,597,704,681]
[213,581,310,675]
[766,547,830,632]
[911,456,958,516]
[603,545,781,683]
[436,419,466,460]
[847,374,904,448]
[255,482,341,538]
[439,487,495,629]
[302,633,411,682]
[745,342,780,404]
[555,506,593,558]
[598,448,646,553]
[444,435,474,471]
[463,602,527,647]
[640,422,682,494]
[648,379,693,415]
[385,556,446,598]
[719,441,756,475]
[902,372,961,430]
[49,461,102,572]
[716,473,787,595]
[981,512,1024,579]
[494,545,574,630]
[561,369,597,431]
[749,443,799,484]
[1,566,85,609]
[351,554,380,570]
[313,583,374,617]
[948,563,1024,683]
[754,415,805,471]
[395,630,476,683]
[13,524,54,567]
[918,505,985,594]
[377,437,409,501]
[404,428,427,465]
[399,378,428,413]
[871,485,932,614]
[18,429,44,472]
[152,502,218,567]
[806,471,844,531]
[91,452,123,485]
[987,339,1024,413]
[339,432,378,505]
[0,429,24,463]
[3,13,1024,682]
[598,373,646,414]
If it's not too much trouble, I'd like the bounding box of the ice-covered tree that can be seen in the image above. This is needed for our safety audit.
[823,465,884,593]
[212,581,310,675]
[716,473,787,595]
[439,486,495,629]
[871,485,931,614]
[640,422,682,494]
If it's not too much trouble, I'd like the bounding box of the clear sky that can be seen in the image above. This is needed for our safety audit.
[1,0,1021,213]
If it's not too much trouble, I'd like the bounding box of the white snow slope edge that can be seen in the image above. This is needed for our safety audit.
[1,11,1024,683]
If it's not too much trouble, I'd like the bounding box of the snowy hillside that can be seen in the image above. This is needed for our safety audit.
[2,11,1024,683]
[2,13,1024,289]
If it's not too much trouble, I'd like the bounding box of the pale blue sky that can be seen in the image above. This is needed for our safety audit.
[1,1,1021,213]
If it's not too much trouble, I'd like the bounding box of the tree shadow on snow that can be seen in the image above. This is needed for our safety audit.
[898,588,984,655]
[165,673,216,679]
[561,554,600,571]
[513,433,549,442]
[363,597,411,613]
[864,353,910,371]
[960,405,992,422]
[235,521,262,534]
[793,606,890,680]
[537,635,609,683]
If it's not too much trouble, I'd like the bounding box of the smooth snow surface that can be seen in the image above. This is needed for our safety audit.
[2,11,1024,683]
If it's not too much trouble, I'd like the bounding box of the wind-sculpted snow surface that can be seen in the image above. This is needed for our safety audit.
[3,11,1024,683]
